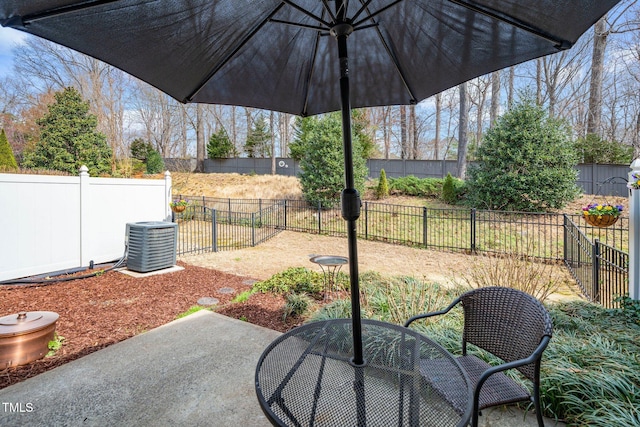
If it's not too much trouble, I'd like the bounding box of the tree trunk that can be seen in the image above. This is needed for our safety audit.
[536,59,542,105]
[507,66,515,108]
[270,110,276,175]
[457,83,469,179]
[383,107,391,159]
[410,105,418,159]
[587,15,608,135]
[400,106,407,159]
[635,112,640,160]
[434,93,441,160]
[231,106,237,156]
[490,71,500,127]
[195,104,204,172]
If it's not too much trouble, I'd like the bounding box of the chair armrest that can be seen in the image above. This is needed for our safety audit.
[403,297,462,327]
[472,335,551,410]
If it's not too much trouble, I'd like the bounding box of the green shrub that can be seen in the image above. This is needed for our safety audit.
[441,173,465,204]
[292,112,368,208]
[145,149,165,174]
[253,267,324,295]
[283,293,316,321]
[375,169,390,199]
[0,129,18,171]
[574,133,633,164]
[388,175,443,197]
[465,94,580,212]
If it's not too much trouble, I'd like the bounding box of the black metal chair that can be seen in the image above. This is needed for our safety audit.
[404,286,553,427]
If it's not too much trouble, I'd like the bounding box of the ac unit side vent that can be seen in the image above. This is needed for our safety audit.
[126,222,178,273]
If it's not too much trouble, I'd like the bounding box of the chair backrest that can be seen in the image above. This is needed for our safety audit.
[460,287,553,380]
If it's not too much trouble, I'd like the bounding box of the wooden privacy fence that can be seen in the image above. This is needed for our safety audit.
[174,196,629,307]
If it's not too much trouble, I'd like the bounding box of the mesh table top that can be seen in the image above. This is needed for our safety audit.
[255,319,471,426]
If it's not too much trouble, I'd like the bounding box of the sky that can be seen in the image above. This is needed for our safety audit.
[0,27,26,78]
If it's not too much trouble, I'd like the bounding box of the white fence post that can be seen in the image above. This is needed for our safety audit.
[165,170,172,221]
[629,159,640,300]
[79,165,90,267]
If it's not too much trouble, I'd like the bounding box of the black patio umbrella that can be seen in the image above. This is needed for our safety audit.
[1,0,620,365]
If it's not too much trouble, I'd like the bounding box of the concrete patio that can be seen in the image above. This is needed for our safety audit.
[0,311,563,426]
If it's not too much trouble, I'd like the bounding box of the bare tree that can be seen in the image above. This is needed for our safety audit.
[490,71,500,127]
[12,38,129,168]
[195,104,205,172]
[457,83,469,179]
[587,16,609,134]
[270,110,276,174]
[434,93,442,160]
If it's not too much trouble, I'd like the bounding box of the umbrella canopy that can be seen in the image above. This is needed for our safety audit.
[1,0,621,365]
[1,1,620,116]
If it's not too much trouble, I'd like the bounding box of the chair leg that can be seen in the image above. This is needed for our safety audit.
[533,385,544,426]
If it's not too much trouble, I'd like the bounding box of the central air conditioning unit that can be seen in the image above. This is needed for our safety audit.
[126,221,178,273]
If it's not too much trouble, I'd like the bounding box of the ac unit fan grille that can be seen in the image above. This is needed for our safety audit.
[126,222,177,273]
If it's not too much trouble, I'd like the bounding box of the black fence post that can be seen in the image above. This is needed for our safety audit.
[318,202,322,234]
[252,213,256,247]
[422,207,428,247]
[593,239,600,304]
[212,209,218,252]
[364,201,369,240]
[470,208,476,253]
[563,214,568,264]
[284,200,288,230]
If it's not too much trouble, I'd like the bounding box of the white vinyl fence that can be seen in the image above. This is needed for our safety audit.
[0,167,172,281]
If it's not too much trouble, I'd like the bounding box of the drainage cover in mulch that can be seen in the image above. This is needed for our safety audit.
[197,297,220,306]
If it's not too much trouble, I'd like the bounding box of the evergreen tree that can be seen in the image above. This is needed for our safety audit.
[129,138,164,174]
[130,138,153,160]
[22,87,112,175]
[375,169,389,199]
[292,112,368,208]
[465,95,580,212]
[207,127,235,158]
[0,129,18,171]
[145,149,165,174]
[245,115,271,158]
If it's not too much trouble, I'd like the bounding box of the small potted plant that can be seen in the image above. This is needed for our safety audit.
[582,202,623,228]
[627,172,640,190]
[170,198,189,213]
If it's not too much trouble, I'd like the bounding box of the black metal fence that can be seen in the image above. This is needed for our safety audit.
[563,215,629,308]
[172,201,284,254]
[174,196,629,307]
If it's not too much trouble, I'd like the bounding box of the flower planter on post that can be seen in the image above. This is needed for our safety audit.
[170,199,189,214]
[581,203,623,228]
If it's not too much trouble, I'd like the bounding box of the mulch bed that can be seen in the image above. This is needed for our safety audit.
[0,261,301,390]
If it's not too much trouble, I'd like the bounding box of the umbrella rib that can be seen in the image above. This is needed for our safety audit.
[320,0,337,23]
[446,0,572,49]
[352,0,418,103]
[352,0,404,28]
[6,0,121,26]
[301,19,324,116]
[185,3,286,102]
[281,0,332,28]
[372,27,418,103]
[270,19,326,32]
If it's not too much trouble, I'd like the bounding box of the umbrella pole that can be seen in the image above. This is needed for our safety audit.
[333,24,364,367]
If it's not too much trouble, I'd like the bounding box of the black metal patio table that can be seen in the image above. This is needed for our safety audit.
[255,319,472,426]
